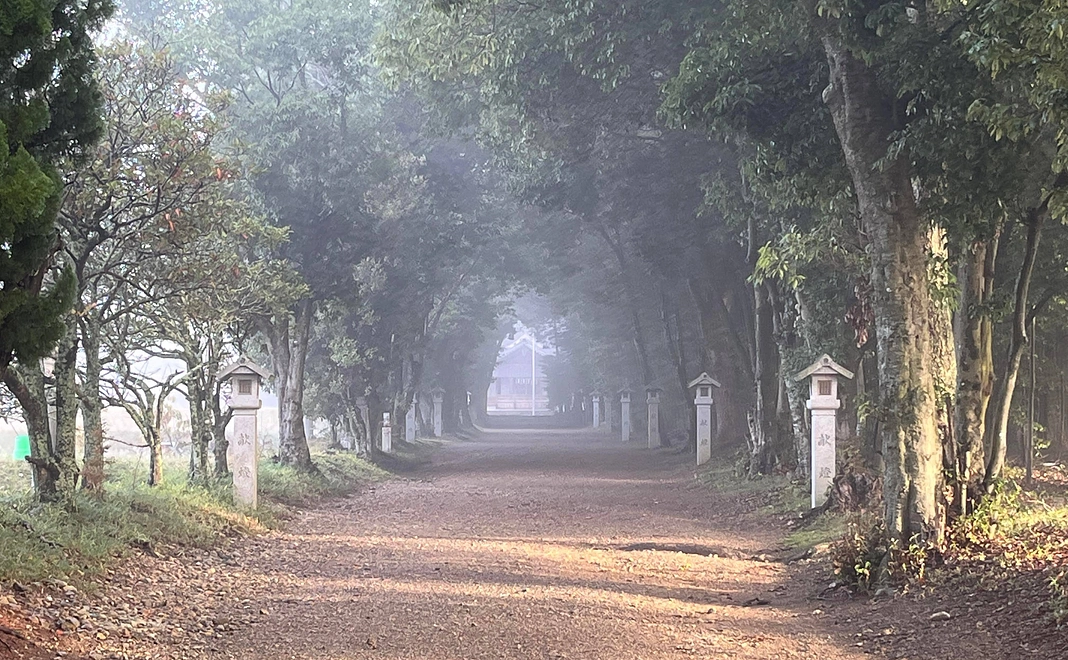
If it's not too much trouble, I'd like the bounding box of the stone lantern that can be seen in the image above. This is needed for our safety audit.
[431,388,445,437]
[646,387,663,449]
[218,357,270,509]
[381,412,392,453]
[591,391,603,429]
[794,354,855,508]
[405,400,417,443]
[619,389,632,443]
[688,373,721,466]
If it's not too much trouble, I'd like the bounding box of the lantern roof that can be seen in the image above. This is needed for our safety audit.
[217,357,270,382]
[793,354,855,382]
[687,372,722,389]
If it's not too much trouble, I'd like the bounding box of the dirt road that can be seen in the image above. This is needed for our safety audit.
[200,429,867,660]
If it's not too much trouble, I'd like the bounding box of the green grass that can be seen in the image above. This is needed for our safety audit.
[259,451,388,505]
[0,460,34,498]
[697,458,845,551]
[785,512,847,549]
[0,471,265,585]
[0,450,391,586]
[697,461,809,515]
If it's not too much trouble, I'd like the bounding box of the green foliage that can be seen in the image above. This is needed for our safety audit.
[830,513,889,592]
[0,0,112,368]
[830,512,935,591]
[948,480,1023,548]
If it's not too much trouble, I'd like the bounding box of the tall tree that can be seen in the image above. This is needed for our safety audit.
[0,0,113,502]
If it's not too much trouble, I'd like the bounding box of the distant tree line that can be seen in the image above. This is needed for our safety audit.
[5,0,1068,584]
[378,0,1068,572]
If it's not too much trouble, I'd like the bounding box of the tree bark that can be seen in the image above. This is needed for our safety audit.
[687,276,751,448]
[52,318,81,501]
[659,286,695,449]
[187,377,212,482]
[2,365,58,500]
[269,300,316,471]
[748,214,783,476]
[954,234,998,509]
[985,205,1047,489]
[823,38,946,547]
[749,279,780,476]
[148,424,164,487]
[80,311,106,491]
[212,386,232,477]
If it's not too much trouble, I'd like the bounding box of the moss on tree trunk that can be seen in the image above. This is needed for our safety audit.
[823,38,946,548]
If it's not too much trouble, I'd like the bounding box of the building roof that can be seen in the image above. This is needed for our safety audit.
[497,331,555,360]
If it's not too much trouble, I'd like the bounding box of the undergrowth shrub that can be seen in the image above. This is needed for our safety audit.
[831,512,887,591]
[830,512,931,591]
[947,481,1021,548]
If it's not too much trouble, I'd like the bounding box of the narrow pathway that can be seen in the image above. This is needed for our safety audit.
[204,429,865,660]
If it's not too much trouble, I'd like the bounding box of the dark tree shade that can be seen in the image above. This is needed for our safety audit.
[0,0,113,369]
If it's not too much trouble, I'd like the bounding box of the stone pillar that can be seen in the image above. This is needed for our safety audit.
[646,388,662,449]
[432,389,445,437]
[688,373,721,466]
[232,410,258,507]
[381,412,392,453]
[405,402,416,443]
[620,390,632,443]
[794,355,855,509]
[218,357,269,509]
[591,392,602,428]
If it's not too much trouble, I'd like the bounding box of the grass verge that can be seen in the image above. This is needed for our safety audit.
[944,472,1068,624]
[0,450,387,586]
[698,457,845,551]
[697,460,808,516]
[260,451,388,505]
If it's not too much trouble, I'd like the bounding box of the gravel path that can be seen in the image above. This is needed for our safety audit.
[205,429,866,660]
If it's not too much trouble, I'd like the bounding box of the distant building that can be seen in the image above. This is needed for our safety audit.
[486,331,553,415]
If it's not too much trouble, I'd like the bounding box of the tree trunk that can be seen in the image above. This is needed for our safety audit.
[52,319,81,502]
[328,419,343,450]
[749,214,781,476]
[2,365,58,500]
[148,427,164,487]
[212,380,231,478]
[954,234,998,510]
[80,312,105,491]
[749,282,780,476]
[929,228,959,493]
[687,275,752,449]
[660,286,695,449]
[985,208,1046,489]
[187,377,212,482]
[823,38,946,547]
[595,222,656,387]
[272,300,315,471]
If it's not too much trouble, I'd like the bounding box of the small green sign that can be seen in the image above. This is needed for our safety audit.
[13,434,30,461]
